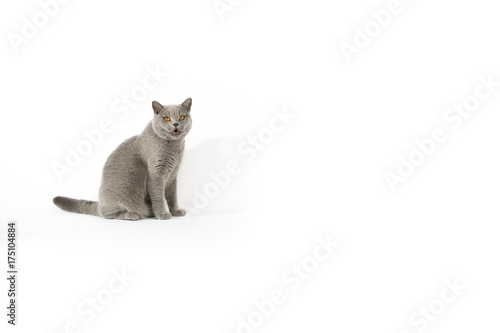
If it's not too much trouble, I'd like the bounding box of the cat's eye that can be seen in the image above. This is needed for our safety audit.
[164,117,171,122]
[179,115,185,121]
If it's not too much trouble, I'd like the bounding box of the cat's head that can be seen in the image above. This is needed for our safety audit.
[151,98,192,140]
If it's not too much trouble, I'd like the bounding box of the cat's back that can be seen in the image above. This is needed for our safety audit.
[99,135,148,201]
[103,135,143,171]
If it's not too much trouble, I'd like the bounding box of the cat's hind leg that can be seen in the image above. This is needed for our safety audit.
[99,205,144,221]
[122,211,142,221]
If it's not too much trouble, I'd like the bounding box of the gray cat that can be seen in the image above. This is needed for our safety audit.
[53,98,193,220]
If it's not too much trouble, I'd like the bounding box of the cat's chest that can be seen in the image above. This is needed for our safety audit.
[151,148,183,175]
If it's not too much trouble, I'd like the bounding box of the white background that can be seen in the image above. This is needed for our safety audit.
[1,0,500,332]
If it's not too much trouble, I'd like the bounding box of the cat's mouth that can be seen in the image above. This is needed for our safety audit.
[172,129,181,135]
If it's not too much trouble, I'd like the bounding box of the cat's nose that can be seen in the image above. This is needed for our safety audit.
[173,123,179,127]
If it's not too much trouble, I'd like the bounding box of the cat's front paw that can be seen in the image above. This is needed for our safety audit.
[172,209,186,217]
[156,211,172,220]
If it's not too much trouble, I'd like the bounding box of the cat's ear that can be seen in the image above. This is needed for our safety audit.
[181,98,192,111]
[152,101,164,114]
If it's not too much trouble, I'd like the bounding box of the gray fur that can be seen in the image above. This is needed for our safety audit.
[53,98,193,220]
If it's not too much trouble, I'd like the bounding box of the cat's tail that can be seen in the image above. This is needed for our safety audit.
[53,196,101,217]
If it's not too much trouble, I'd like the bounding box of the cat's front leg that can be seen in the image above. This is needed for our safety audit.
[165,178,186,216]
[147,175,171,220]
